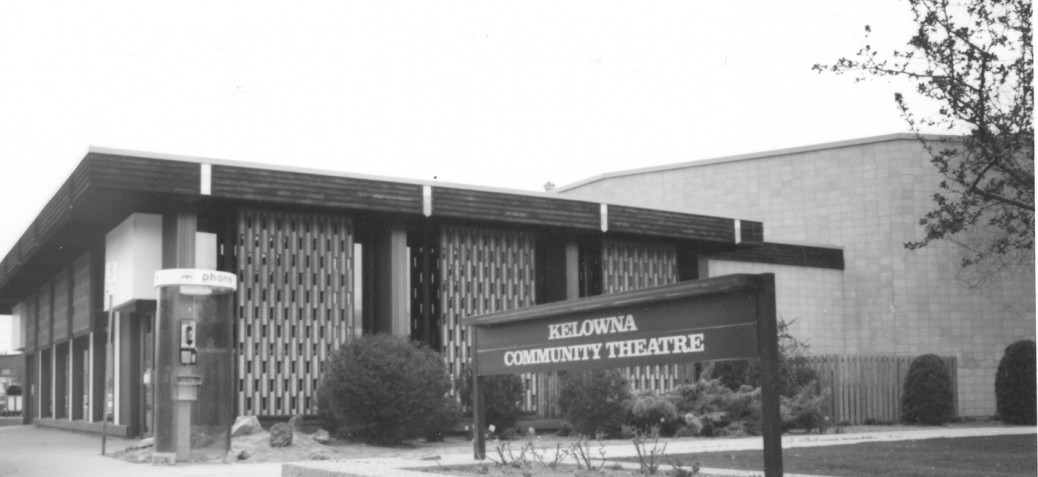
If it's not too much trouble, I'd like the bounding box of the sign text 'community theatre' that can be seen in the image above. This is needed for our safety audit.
[468,274,765,376]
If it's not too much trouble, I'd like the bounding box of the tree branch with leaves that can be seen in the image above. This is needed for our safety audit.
[815,0,1033,267]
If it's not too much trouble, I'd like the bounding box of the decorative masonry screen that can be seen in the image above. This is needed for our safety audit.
[234,209,355,416]
[438,225,537,388]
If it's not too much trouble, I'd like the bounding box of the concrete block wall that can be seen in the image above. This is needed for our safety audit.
[706,260,846,356]
[563,136,1036,417]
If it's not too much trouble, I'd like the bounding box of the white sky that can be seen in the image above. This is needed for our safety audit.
[0,1,929,352]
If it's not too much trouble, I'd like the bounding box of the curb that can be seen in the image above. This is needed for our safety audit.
[279,426,1036,477]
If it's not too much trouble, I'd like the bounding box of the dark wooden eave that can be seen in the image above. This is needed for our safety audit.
[0,150,762,313]
[710,242,844,270]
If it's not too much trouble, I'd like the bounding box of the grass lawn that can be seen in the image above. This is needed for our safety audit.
[652,434,1037,477]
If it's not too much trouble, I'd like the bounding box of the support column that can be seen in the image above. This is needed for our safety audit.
[50,347,56,419]
[697,257,710,279]
[87,333,94,421]
[37,350,43,419]
[372,222,409,337]
[564,240,580,300]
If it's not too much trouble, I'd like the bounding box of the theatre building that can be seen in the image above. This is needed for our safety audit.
[557,134,1036,419]
[1,148,843,438]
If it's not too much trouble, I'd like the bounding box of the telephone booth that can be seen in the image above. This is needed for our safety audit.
[152,269,237,463]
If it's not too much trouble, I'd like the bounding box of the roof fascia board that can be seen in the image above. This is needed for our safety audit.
[88,146,757,223]
[555,133,963,193]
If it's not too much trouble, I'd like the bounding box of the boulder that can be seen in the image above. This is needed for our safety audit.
[232,415,263,437]
[124,437,154,451]
[270,422,294,447]
[306,450,330,460]
[288,414,304,430]
[312,428,331,444]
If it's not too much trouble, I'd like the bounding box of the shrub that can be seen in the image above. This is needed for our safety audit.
[316,334,456,445]
[665,379,762,437]
[5,385,21,396]
[781,383,829,433]
[558,369,631,437]
[995,339,1036,425]
[423,396,461,442]
[626,391,679,434]
[457,367,525,433]
[901,354,954,425]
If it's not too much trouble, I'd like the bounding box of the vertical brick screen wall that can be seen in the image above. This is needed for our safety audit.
[438,225,538,410]
[234,209,355,416]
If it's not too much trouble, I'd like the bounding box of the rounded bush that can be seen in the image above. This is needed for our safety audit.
[316,334,457,445]
[901,354,954,425]
[5,385,21,396]
[995,339,1036,425]
[457,367,525,433]
[558,369,631,437]
[627,392,678,433]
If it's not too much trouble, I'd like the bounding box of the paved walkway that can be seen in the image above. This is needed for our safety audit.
[0,425,281,477]
[0,423,1032,477]
[293,426,1037,477]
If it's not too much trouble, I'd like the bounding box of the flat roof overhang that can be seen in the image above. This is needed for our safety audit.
[0,150,763,313]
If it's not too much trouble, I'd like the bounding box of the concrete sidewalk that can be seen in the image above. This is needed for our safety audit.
[0,425,281,477]
[287,425,1037,477]
[0,423,1032,477]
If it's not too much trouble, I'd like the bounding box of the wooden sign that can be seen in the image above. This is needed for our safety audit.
[464,273,783,476]
[473,286,759,375]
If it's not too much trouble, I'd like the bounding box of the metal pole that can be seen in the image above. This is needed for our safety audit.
[472,328,485,460]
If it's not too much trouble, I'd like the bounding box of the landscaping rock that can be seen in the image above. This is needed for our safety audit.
[306,450,330,460]
[312,429,331,444]
[232,415,263,437]
[270,422,294,447]
[288,414,304,430]
[124,437,154,451]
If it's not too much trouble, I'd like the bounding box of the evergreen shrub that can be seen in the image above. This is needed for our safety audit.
[316,334,457,445]
[901,354,954,425]
[626,391,679,434]
[665,379,763,437]
[995,339,1036,425]
[781,383,829,432]
[457,367,525,434]
[558,368,631,437]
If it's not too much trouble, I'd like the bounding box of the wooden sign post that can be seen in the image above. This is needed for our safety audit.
[464,273,783,476]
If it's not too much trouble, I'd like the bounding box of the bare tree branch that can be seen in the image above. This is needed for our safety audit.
[816,0,1034,267]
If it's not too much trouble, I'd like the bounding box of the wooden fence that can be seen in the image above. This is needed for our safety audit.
[803,355,957,425]
[520,355,957,424]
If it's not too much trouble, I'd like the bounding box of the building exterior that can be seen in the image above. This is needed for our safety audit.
[1,147,847,437]
[557,134,1036,418]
